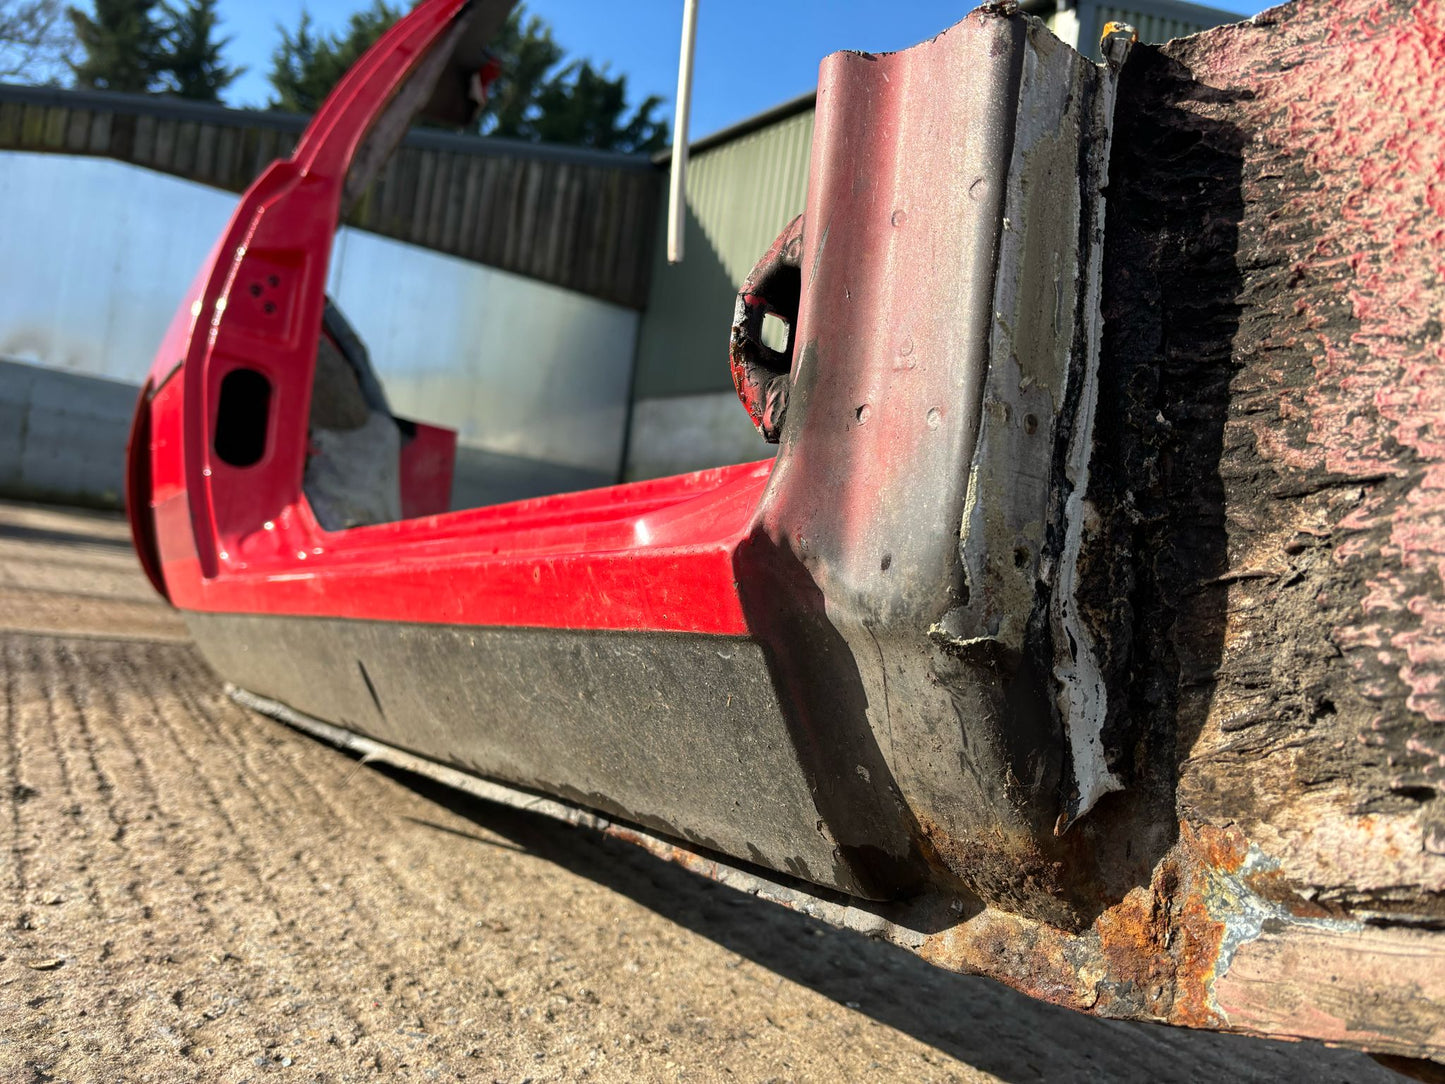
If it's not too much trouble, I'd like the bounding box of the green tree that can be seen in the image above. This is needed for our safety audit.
[157,0,242,101]
[68,0,163,92]
[476,10,561,138]
[530,61,667,154]
[265,2,668,155]
[267,0,399,113]
[1,0,71,82]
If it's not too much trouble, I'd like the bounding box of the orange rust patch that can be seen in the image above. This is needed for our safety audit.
[914,815,1082,930]
[1182,821,1248,873]
[1242,867,1335,920]
[917,909,1090,1011]
[1095,869,1176,1018]
[1170,874,1229,1029]
[1166,822,1249,1028]
[1090,823,1247,1027]
[914,824,1255,1026]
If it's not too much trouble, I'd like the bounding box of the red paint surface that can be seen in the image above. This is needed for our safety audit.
[397,420,456,521]
[1197,4,1445,745]
[126,0,773,637]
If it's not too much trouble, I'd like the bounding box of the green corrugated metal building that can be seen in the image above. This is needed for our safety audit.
[626,95,815,479]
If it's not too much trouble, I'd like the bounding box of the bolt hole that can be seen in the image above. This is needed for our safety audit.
[1013,545,1031,569]
[213,368,271,468]
[855,404,871,424]
[1024,413,1039,434]
[761,311,791,351]
[248,282,262,297]
[267,274,280,287]
[263,301,277,315]
[880,553,892,572]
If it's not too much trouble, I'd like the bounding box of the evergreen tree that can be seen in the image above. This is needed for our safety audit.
[476,11,562,139]
[530,62,667,155]
[68,0,163,92]
[266,8,322,112]
[266,2,668,155]
[268,1,399,113]
[157,0,242,101]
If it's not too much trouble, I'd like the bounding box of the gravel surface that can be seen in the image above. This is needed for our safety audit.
[0,501,1407,1082]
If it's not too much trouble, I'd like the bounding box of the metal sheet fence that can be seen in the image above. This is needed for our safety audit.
[1,152,639,478]
[0,83,660,309]
[1083,0,1238,54]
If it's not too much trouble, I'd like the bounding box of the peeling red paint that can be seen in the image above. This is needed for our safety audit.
[1188,1,1445,736]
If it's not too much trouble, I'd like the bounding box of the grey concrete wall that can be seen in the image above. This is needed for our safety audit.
[0,358,135,508]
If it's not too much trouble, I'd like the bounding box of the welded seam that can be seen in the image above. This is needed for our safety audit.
[1202,845,1364,1020]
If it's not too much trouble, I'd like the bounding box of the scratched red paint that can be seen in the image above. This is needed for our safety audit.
[1202,2,1445,743]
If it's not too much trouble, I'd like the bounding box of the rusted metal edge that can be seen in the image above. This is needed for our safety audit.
[231,683,1445,1061]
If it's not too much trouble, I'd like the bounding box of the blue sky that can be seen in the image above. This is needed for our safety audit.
[213,0,1262,141]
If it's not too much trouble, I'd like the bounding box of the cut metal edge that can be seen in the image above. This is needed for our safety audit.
[1054,40,1133,825]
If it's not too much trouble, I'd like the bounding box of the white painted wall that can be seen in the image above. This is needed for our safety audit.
[0,151,637,473]
[0,153,235,380]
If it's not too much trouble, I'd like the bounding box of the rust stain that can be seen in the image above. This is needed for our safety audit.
[1170,879,1229,1027]
[1094,878,1174,1018]
[1170,826,1243,1028]
[914,815,1080,928]
[1092,824,1242,1028]
[908,823,1252,1029]
[1241,866,1336,920]
[1184,821,1247,873]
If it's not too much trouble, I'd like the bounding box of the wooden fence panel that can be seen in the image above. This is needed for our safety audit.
[0,84,660,308]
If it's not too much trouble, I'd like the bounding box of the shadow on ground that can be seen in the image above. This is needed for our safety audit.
[376,764,1401,1084]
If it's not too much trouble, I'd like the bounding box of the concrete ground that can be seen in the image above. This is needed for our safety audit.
[0,500,1409,1082]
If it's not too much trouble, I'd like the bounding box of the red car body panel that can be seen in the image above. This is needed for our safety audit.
[112,0,1445,1063]
[127,0,1115,919]
[127,0,770,638]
